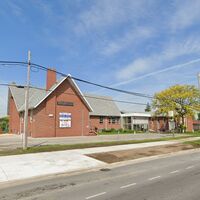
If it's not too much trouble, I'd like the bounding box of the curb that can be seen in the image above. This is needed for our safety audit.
[1,147,200,189]
[107,147,200,169]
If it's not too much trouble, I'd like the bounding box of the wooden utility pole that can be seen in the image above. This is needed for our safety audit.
[23,50,31,150]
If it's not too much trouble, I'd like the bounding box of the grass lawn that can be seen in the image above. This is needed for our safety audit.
[98,130,200,135]
[97,129,144,135]
[98,131,136,135]
[187,132,200,137]
[184,140,200,147]
[0,135,194,157]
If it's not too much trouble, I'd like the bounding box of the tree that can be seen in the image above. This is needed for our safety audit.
[197,113,200,120]
[145,102,151,112]
[0,117,9,133]
[152,85,200,132]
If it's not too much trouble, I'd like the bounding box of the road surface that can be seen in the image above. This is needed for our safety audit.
[0,133,183,150]
[0,150,200,200]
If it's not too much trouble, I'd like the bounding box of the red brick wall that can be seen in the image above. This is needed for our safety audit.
[46,68,56,90]
[186,117,194,132]
[9,96,20,134]
[32,100,56,137]
[193,120,200,125]
[90,116,121,131]
[149,117,168,132]
[20,111,33,136]
[31,78,90,137]
[149,116,195,132]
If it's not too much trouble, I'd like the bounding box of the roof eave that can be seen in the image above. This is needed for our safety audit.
[68,76,93,112]
[33,75,93,112]
[33,76,68,109]
[9,86,22,112]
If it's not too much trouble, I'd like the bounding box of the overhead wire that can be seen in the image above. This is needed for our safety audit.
[0,83,148,106]
[29,62,153,99]
[0,60,153,98]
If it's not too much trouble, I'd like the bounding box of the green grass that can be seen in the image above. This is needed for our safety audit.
[184,139,200,147]
[98,130,200,135]
[98,131,137,135]
[0,135,194,157]
[186,131,200,137]
[97,128,145,135]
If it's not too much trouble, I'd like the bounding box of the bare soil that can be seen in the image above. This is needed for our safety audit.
[87,144,196,163]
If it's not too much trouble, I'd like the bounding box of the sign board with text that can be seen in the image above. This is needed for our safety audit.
[59,113,72,128]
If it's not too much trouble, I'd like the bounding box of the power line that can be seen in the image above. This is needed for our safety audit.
[0,61,27,65]
[0,60,153,99]
[30,62,153,99]
[0,83,148,106]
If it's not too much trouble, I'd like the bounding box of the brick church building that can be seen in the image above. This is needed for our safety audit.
[8,68,198,137]
[8,69,121,137]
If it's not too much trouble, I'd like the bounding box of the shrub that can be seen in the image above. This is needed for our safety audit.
[0,117,9,133]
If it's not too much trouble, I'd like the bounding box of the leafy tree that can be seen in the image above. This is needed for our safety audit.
[197,113,200,120]
[0,117,9,133]
[152,85,200,132]
[145,102,151,112]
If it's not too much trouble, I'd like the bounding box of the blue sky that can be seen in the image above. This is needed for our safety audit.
[1,0,200,116]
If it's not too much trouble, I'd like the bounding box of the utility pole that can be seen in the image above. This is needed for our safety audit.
[81,110,84,136]
[23,50,31,150]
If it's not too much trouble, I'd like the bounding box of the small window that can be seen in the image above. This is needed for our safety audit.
[99,116,104,124]
[108,117,111,124]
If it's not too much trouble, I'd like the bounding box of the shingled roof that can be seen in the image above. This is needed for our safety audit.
[84,94,121,117]
[9,85,46,112]
[8,78,120,116]
[8,76,93,112]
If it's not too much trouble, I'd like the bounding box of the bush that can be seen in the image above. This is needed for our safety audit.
[0,117,9,133]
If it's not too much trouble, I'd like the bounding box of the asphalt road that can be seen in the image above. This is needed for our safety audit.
[0,133,185,150]
[0,150,200,200]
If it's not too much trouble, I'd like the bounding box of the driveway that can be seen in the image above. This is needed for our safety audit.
[0,133,187,150]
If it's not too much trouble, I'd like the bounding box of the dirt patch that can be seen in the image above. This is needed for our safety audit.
[87,144,197,163]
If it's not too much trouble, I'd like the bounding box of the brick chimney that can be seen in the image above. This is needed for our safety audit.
[46,68,57,90]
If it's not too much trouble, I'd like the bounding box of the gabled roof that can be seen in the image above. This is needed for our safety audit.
[8,76,93,112]
[84,93,121,117]
[9,85,46,112]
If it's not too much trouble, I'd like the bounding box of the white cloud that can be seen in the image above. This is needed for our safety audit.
[116,56,158,80]
[102,26,155,56]
[114,57,200,87]
[116,36,200,81]
[170,0,200,31]
[7,1,24,18]
[33,1,57,20]
[75,0,154,33]
[163,37,200,59]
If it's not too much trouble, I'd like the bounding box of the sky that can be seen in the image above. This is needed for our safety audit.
[1,0,200,117]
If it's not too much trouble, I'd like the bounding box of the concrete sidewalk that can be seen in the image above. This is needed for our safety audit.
[0,137,199,183]
[0,133,188,150]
